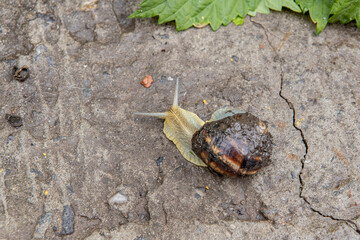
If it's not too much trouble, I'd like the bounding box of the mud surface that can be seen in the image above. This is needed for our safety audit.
[0,0,359,239]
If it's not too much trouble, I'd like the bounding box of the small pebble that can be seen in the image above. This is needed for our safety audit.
[109,192,128,205]
[236,209,243,215]
[7,134,14,144]
[220,203,228,209]
[61,205,74,235]
[134,236,151,240]
[231,55,239,62]
[160,75,167,84]
[156,157,164,166]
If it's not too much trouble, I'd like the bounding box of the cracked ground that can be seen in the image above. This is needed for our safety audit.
[0,0,360,239]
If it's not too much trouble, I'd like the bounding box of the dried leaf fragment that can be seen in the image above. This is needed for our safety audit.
[141,75,153,88]
[81,0,99,11]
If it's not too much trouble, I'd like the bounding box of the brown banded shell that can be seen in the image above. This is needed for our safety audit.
[191,113,273,177]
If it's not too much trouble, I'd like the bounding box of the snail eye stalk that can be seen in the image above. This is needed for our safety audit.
[173,78,179,107]
[132,112,167,119]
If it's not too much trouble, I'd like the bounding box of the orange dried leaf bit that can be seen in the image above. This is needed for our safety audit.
[141,75,153,88]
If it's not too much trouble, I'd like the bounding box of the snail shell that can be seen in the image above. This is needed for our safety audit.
[192,113,273,177]
[134,79,273,176]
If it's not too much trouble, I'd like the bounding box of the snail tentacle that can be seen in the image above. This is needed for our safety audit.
[132,78,180,118]
[173,78,179,107]
[208,107,245,122]
[132,112,167,119]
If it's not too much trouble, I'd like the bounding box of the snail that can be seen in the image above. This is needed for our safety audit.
[133,79,273,177]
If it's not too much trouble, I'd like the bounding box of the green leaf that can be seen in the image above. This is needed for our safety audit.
[296,0,335,35]
[329,0,360,27]
[232,16,244,25]
[129,0,301,31]
[267,0,302,12]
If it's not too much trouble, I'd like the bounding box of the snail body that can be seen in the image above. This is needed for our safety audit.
[134,79,273,176]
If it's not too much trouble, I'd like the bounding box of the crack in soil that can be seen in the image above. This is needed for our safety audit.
[143,190,152,222]
[251,19,360,235]
[162,202,168,225]
[111,0,122,31]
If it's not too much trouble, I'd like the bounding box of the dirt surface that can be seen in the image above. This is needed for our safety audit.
[0,0,359,239]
